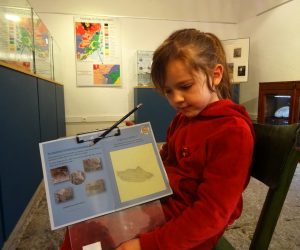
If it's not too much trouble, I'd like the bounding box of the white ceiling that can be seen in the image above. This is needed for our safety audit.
[25,0,239,23]
[3,0,293,23]
[1,0,30,8]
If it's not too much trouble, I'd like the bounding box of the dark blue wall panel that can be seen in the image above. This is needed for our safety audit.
[0,67,42,240]
[55,84,66,138]
[231,84,240,104]
[0,178,4,247]
[0,66,66,248]
[134,88,176,142]
[38,78,58,142]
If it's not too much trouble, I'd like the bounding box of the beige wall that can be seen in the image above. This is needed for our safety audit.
[26,0,300,135]
[37,14,237,136]
[27,0,239,23]
[238,0,300,118]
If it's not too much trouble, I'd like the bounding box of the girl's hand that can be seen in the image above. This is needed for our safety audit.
[125,120,135,126]
[115,238,141,250]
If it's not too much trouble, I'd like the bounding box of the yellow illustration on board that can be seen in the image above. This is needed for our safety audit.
[110,143,166,202]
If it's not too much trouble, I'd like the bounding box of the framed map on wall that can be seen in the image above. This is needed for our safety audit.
[222,38,250,84]
[74,16,121,87]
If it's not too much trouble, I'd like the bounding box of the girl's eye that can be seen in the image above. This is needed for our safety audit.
[164,89,172,95]
[180,84,192,90]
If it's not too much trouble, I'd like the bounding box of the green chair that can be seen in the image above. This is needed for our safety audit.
[214,123,300,250]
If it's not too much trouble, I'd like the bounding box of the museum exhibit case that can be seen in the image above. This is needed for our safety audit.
[0,0,62,82]
[257,81,300,125]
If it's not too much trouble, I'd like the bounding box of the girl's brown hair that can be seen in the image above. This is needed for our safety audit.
[151,29,231,99]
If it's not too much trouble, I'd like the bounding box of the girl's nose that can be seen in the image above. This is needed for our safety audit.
[172,91,184,104]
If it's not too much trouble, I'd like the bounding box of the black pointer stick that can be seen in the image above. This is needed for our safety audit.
[92,103,143,145]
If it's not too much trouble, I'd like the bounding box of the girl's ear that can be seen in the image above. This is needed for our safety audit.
[213,64,224,86]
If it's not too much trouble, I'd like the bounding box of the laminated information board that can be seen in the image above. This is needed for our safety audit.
[39,122,172,230]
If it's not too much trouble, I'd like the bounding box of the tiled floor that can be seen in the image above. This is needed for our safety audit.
[4,166,300,250]
[225,166,300,249]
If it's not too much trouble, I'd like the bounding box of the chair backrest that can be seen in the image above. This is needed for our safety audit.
[214,123,300,250]
[249,123,300,249]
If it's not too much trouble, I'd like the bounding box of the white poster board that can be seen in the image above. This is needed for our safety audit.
[137,50,153,86]
[223,38,250,83]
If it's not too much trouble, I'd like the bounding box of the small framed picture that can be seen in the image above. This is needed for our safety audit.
[233,48,242,58]
[238,66,246,76]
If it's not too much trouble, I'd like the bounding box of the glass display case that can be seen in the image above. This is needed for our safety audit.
[257,81,300,124]
[0,0,62,81]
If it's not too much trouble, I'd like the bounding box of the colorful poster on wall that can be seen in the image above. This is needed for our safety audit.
[33,18,52,79]
[74,16,121,87]
[0,7,34,71]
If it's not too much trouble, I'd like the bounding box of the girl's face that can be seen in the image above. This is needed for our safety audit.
[164,59,220,118]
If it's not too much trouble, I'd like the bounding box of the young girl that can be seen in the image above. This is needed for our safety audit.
[116,29,254,250]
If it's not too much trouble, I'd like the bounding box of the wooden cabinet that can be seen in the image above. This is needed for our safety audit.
[0,63,65,247]
[257,81,300,124]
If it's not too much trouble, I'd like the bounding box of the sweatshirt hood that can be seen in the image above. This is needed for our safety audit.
[198,99,254,135]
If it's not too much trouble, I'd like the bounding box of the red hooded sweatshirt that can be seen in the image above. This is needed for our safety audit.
[139,99,255,250]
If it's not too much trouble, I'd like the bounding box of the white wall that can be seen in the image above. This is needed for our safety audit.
[39,13,237,135]
[237,0,300,117]
[28,0,239,23]
[237,0,293,21]
[28,0,300,134]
